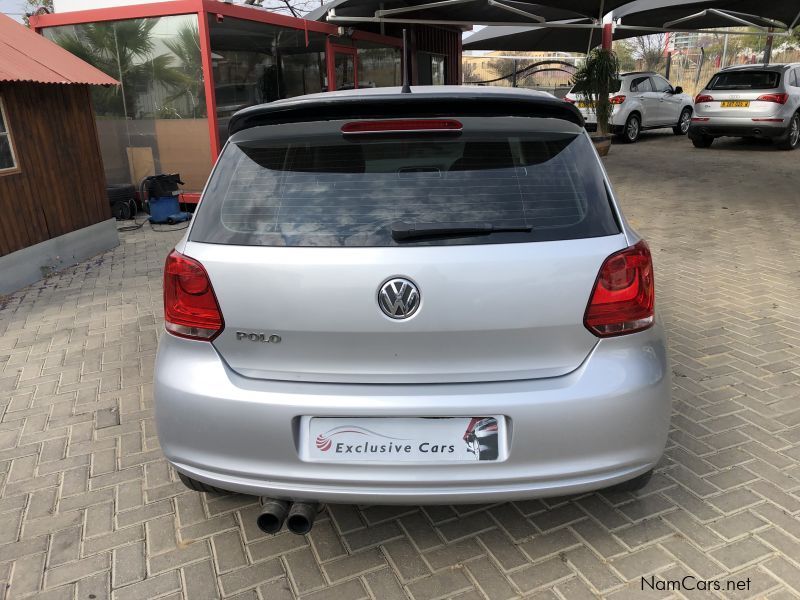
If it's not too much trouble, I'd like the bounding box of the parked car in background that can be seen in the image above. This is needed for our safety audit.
[565,71,694,142]
[154,87,671,535]
[689,63,800,150]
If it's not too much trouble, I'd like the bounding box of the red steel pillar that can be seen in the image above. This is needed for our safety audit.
[601,22,613,50]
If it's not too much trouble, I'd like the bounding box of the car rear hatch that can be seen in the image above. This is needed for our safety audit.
[565,79,623,122]
[184,97,626,384]
[697,69,785,119]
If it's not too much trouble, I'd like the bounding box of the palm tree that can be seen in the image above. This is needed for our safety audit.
[163,23,206,118]
[54,19,190,117]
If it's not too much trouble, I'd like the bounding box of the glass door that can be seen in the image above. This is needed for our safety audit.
[328,45,358,91]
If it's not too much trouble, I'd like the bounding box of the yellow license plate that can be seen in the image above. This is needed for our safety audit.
[721,100,750,108]
[577,101,595,109]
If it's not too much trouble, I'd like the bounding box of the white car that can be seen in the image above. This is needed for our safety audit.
[566,71,694,142]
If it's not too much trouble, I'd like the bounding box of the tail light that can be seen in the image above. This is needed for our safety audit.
[564,97,576,104]
[584,241,654,337]
[756,93,789,104]
[695,94,713,103]
[164,250,224,341]
[341,119,462,134]
[609,95,626,105]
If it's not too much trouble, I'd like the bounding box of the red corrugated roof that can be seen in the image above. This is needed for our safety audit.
[0,13,118,86]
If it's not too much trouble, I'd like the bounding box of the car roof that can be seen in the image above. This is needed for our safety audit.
[228,86,584,135]
[720,63,799,72]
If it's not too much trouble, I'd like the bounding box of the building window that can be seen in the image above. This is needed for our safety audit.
[208,16,328,146]
[44,15,211,191]
[0,97,18,172]
[417,52,446,86]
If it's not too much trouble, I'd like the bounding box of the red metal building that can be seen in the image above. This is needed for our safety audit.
[31,0,461,200]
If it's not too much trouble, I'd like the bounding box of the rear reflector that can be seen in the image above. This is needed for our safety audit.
[691,117,710,122]
[609,95,626,105]
[694,94,713,103]
[756,93,789,104]
[341,119,462,134]
[164,250,224,341]
[584,240,655,337]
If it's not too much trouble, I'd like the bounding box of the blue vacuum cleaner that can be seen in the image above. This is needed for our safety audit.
[142,174,192,225]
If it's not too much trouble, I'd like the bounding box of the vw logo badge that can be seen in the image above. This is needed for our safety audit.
[378,277,420,319]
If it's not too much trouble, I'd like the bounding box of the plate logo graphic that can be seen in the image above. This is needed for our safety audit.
[315,426,405,452]
[462,417,499,461]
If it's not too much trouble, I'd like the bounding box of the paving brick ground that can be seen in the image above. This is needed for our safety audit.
[2,132,800,599]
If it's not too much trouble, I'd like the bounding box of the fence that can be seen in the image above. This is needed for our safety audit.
[463,47,800,99]
[462,55,579,98]
[651,47,800,98]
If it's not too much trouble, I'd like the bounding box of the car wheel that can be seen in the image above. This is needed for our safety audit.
[691,135,714,148]
[621,114,640,143]
[777,113,800,150]
[673,107,691,135]
[606,469,653,493]
[178,472,230,495]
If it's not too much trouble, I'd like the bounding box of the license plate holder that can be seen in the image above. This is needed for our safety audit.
[302,416,505,462]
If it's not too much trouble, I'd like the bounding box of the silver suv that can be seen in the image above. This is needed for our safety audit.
[154,87,670,535]
[690,63,800,150]
[565,71,694,142]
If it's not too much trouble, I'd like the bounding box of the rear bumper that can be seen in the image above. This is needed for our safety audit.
[689,118,787,139]
[154,325,671,504]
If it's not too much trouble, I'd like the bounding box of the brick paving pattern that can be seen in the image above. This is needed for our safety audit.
[1,133,800,599]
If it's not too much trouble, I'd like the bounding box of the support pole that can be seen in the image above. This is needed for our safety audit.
[762,28,773,64]
[721,33,728,68]
[665,51,672,79]
[601,22,613,50]
[198,9,220,160]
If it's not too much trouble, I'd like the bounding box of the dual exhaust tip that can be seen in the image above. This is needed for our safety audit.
[257,498,319,535]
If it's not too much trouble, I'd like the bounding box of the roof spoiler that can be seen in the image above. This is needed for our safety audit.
[228,93,584,135]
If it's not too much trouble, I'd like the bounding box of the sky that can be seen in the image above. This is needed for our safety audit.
[0,0,25,22]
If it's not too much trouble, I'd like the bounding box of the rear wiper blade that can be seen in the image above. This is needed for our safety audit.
[391,221,532,241]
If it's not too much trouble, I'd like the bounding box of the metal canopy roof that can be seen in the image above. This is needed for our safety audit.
[309,0,634,26]
[613,0,800,31]
[311,0,798,39]
[0,13,117,86]
[463,19,653,51]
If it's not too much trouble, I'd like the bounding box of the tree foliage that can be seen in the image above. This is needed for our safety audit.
[623,34,667,71]
[23,0,53,27]
[53,19,201,118]
[572,47,620,137]
[240,0,325,17]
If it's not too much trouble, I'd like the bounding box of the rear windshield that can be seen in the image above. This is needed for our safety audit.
[189,124,620,247]
[707,71,780,90]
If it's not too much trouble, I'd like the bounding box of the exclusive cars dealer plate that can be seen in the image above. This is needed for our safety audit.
[304,417,505,462]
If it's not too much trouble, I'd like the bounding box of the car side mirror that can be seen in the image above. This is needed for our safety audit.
[674,86,683,95]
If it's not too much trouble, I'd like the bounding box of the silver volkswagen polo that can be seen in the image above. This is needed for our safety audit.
[154,87,671,535]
